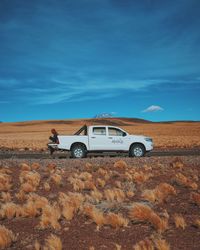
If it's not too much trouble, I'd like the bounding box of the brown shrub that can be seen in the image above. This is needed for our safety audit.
[0,225,16,249]
[173,214,186,229]
[129,203,168,232]
[43,234,62,250]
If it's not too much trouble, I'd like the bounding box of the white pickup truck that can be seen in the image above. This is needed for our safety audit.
[48,125,153,158]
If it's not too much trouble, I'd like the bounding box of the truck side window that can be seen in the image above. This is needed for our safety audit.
[93,127,106,135]
[108,128,124,136]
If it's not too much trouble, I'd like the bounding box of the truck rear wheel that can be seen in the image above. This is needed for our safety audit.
[71,144,87,158]
[129,144,145,157]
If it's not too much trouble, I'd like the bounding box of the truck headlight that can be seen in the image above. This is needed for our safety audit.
[145,138,153,142]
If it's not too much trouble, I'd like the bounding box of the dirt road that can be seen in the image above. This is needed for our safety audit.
[0,148,199,159]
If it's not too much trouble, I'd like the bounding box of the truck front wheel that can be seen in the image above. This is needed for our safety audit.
[129,144,145,157]
[71,144,87,158]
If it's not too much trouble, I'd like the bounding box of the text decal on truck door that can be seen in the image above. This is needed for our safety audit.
[112,139,123,144]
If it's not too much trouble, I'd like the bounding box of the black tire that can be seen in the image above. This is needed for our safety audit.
[71,144,87,158]
[129,144,145,157]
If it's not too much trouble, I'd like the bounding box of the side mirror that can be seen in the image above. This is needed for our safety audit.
[123,132,127,137]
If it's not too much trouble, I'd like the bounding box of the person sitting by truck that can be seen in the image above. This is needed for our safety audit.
[48,128,59,155]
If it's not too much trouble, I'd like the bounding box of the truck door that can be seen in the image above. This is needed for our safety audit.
[89,127,110,150]
[107,127,127,150]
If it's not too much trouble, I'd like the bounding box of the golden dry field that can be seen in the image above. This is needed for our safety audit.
[0,156,200,249]
[0,118,200,150]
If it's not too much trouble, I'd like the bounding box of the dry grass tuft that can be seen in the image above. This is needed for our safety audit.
[0,202,20,219]
[34,240,41,250]
[90,189,103,203]
[83,205,106,226]
[133,171,152,184]
[133,237,170,250]
[0,225,16,249]
[43,234,62,250]
[129,203,168,232]
[79,171,92,181]
[58,192,84,220]
[21,163,31,171]
[126,190,135,198]
[0,173,12,191]
[106,212,128,228]
[133,238,154,250]
[154,238,170,250]
[20,182,36,193]
[19,170,41,187]
[22,201,39,217]
[44,182,51,191]
[173,214,186,229]
[0,192,11,203]
[51,173,62,186]
[142,183,176,203]
[46,163,57,172]
[15,190,27,201]
[68,177,85,191]
[39,204,61,230]
[31,162,40,170]
[96,178,106,188]
[190,192,200,206]
[114,160,128,170]
[170,158,184,169]
[175,173,198,190]
[104,188,125,202]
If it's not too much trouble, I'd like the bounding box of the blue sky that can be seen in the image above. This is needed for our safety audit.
[0,0,200,122]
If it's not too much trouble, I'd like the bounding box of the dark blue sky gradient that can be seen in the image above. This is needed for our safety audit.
[0,0,200,121]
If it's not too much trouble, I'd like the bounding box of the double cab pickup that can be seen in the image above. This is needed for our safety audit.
[48,125,153,158]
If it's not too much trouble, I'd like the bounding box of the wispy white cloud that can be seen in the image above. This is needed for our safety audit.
[142,105,164,113]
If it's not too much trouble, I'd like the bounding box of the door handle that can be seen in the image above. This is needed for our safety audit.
[108,137,113,139]
[91,136,96,139]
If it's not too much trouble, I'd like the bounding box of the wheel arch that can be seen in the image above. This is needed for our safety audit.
[70,142,88,151]
[129,142,146,152]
